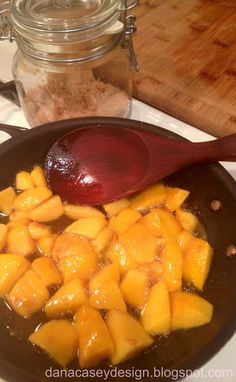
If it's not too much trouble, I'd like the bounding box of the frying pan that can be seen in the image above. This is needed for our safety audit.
[0,117,235,382]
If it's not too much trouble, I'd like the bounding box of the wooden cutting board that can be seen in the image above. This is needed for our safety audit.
[132,0,236,137]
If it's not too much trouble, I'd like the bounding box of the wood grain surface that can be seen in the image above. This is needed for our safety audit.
[132,0,236,137]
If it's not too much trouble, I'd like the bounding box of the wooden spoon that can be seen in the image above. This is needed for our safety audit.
[44,125,236,205]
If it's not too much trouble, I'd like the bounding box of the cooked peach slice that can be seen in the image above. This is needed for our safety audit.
[103,198,130,217]
[7,225,36,257]
[106,310,153,365]
[0,254,30,297]
[155,208,182,239]
[52,233,94,261]
[59,251,98,283]
[9,210,28,222]
[170,292,213,330]
[29,320,78,367]
[142,209,162,236]
[89,280,126,312]
[120,269,148,308]
[92,226,114,255]
[111,208,141,234]
[16,171,34,190]
[183,236,213,290]
[28,222,51,240]
[129,182,165,211]
[45,279,86,317]
[74,305,113,368]
[0,187,16,215]
[105,238,138,274]
[0,224,7,251]
[65,216,107,240]
[177,230,193,252]
[7,269,49,317]
[119,223,157,264]
[30,166,47,187]
[141,281,171,334]
[160,241,183,291]
[138,261,163,283]
[28,195,64,222]
[175,209,200,233]
[31,257,62,287]
[89,263,120,294]
[37,235,56,257]
[13,186,52,211]
[64,203,104,219]
[165,187,189,212]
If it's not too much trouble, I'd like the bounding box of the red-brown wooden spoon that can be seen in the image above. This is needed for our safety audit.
[44,125,236,205]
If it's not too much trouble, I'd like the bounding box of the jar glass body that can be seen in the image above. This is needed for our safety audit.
[12,39,133,127]
[8,0,136,127]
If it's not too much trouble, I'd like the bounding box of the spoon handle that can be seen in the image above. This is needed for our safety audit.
[140,132,236,186]
[191,134,236,162]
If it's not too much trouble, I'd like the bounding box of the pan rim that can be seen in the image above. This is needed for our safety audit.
[0,116,235,382]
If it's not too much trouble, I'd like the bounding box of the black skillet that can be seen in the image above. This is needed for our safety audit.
[0,117,236,382]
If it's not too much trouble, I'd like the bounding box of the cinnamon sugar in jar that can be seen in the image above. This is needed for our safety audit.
[3,0,138,127]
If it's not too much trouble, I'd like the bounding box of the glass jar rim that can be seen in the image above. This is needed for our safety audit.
[11,0,123,42]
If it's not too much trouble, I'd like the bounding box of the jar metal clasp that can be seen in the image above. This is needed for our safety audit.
[122,0,139,71]
[0,0,14,42]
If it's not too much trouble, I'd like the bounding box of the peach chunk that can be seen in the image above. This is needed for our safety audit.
[28,195,64,222]
[59,251,98,283]
[0,224,7,251]
[0,187,16,215]
[119,223,157,264]
[160,241,183,291]
[0,254,30,297]
[28,222,51,240]
[142,209,162,236]
[31,257,62,287]
[103,198,130,217]
[105,238,137,274]
[37,235,56,257]
[7,225,36,257]
[52,233,95,261]
[16,171,34,191]
[89,280,126,312]
[141,281,171,334]
[29,320,78,367]
[89,263,120,294]
[106,310,153,365]
[138,262,163,284]
[154,208,182,239]
[92,226,114,254]
[74,305,114,368]
[13,186,52,211]
[7,269,49,317]
[65,216,107,240]
[170,292,213,330]
[175,209,200,233]
[177,230,193,253]
[64,203,104,219]
[30,166,47,187]
[165,187,190,212]
[111,208,141,234]
[45,279,87,318]
[129,182,165,211]
[120,269,148,308]
[182,235,213,290]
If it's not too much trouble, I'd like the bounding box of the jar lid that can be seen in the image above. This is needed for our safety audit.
[11,0,123,41]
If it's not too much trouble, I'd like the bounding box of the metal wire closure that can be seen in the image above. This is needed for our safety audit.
[0,1,14,41]
[122,0,139,71]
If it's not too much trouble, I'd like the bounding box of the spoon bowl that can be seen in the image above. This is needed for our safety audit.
[45,124,236,205]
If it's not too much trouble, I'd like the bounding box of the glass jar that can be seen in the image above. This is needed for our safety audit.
[0,0,138,127]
